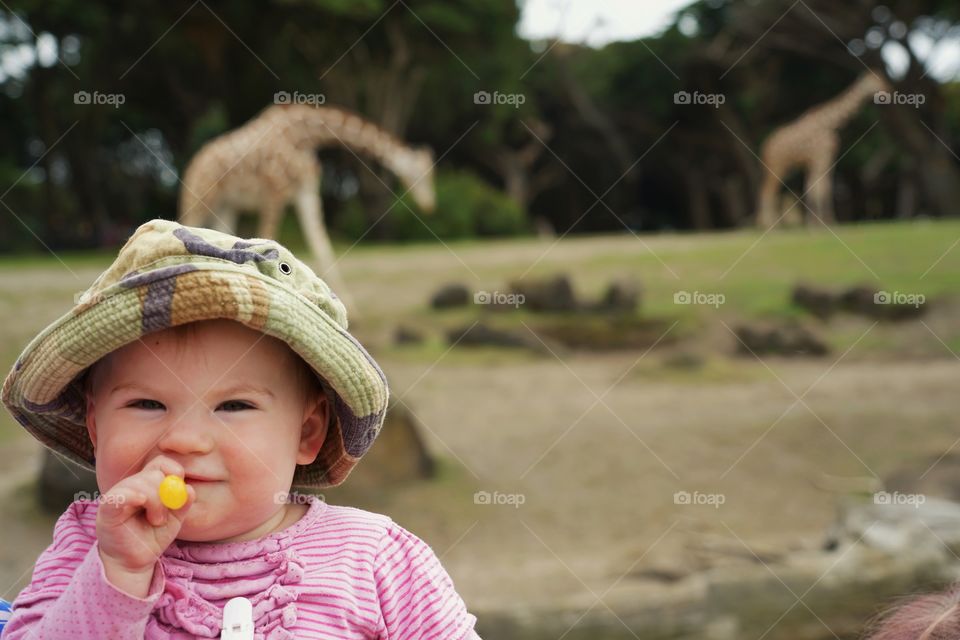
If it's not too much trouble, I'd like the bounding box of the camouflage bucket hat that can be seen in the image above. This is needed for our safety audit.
[1,218,389,488]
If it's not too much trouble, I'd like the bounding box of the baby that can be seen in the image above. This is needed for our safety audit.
[1,219,481,639]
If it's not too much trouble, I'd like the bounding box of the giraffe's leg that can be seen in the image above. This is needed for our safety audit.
[208,208,237,234]
[256,200,284,240]
[179,190,211,228]
[806,158,836,227]
[293,181,356,313]
[756,171,782,230]
[179,202,201,227]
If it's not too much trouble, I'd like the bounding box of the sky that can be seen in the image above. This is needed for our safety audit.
[516,0,960,81]
[517,0,697,47]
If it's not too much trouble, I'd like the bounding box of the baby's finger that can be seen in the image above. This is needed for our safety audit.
[124,471,171,527]
[143,482,194,545]
[142,455,184,480]
[96,486,148,528]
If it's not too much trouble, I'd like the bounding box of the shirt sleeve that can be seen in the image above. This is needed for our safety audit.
[3,502,165,640]
[374,522,481,640]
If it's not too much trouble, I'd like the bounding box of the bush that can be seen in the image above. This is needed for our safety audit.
[333,170,529,243]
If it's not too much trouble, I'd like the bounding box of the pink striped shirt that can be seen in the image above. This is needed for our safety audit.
[5,496,481,639]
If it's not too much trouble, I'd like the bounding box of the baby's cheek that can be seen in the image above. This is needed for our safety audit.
[230,426,298,468]
[97,433,152,485]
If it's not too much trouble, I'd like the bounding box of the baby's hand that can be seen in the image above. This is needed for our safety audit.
[95,455,196,596]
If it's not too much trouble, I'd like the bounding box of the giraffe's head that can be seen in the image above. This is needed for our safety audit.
[857,71,892,97]
[396,146,436,214]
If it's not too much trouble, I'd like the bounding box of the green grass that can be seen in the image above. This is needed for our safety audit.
[366,220,960,361]
[569,220,960,319]
[2,218,958,362]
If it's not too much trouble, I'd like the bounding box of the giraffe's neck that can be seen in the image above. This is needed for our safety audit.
[273,105,412,177]
[808,76,880,131]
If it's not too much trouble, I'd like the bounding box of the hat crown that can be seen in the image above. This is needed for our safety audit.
[81,219,349,329]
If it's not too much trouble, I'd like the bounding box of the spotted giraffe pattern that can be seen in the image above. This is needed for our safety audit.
[755,72,890,229]
[178,104,436,308]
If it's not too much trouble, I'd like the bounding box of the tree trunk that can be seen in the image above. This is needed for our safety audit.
[881,106,960,217]
[685,167,712,230]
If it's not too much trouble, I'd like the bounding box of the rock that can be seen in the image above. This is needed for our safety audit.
[447,322,553,354]
[394,325,425,345]
[825,495,960,556]
[430,283,471,309]
[508,274,579,313]
[594,277,642,314]
[791,284,838,320]
[839,286,928,320]
[837,285,878,316]
[334,396,435,490]
[37,449,98,514]
[733,322,829,357]
[474,536,954,640]
[791,282,928,321]
[531,317,676,351]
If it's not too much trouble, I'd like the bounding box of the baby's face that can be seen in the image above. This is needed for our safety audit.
[84,319,328,542]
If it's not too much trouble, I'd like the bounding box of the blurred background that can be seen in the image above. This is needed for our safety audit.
[1,0,959,638]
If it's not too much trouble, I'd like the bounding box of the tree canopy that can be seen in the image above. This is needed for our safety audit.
[0,0,958,250]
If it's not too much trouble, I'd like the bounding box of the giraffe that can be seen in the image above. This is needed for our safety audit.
[178,103,436,307]
[755,71,890,229]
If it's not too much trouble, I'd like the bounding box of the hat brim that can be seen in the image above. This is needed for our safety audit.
[1,262,388,488]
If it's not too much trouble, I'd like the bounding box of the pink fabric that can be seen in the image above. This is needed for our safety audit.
[5,496,481,639]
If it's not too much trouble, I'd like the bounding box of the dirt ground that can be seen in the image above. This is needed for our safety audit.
[1,229,958,636]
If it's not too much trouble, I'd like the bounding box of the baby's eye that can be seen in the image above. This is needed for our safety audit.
[217,400,254,412]
[129,399,164,411]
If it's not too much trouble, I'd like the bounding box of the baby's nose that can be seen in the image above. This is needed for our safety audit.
[156,414,215,455]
